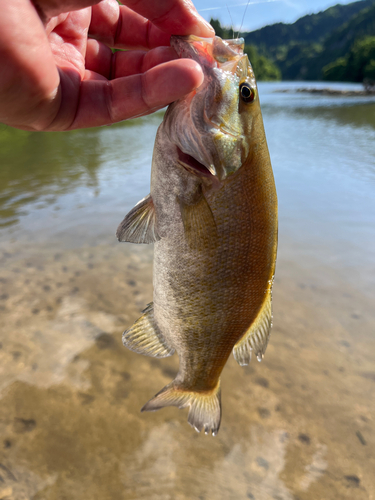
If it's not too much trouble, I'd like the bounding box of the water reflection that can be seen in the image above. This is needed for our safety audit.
[0,111,166,230]
[0,126,101,227]
[287,102,375,130]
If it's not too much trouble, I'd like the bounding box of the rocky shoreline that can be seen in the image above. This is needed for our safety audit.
[277,87,375,96]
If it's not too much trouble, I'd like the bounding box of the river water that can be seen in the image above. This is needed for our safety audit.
[0,82,374,500]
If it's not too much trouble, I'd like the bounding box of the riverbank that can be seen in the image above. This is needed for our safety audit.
[277,87,375,96]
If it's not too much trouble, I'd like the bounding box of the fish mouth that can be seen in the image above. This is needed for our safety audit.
[167,35,252,182]
[176,148,216,178]
[170,35,245,71]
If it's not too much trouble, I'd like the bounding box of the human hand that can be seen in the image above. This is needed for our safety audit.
[0,0,214,131]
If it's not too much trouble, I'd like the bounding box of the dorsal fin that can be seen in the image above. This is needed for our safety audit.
[233,288,273,366]
[116,194,160,244]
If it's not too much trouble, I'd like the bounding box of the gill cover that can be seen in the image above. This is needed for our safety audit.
[163,36,258,181]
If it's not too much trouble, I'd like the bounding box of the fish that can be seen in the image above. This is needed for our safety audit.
[116,35,278,436]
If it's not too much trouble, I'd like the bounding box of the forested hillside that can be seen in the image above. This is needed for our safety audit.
[238,0,375,82]
[244,0,374,52]
[322,4,375,81]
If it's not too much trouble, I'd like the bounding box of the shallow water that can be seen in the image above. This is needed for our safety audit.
[0,82,374,500]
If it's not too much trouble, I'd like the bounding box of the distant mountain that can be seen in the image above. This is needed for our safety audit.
[242,0,375,81]
[244,0,374,51]
[324,2,375,56]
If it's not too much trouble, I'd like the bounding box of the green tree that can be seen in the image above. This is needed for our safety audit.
[349,36,375,81]
[323,36,375,82]
[242,0,375,81]
[322,57,348,81]
[364,59,375,79]
[209,18,234,39]
[244,45,281,81]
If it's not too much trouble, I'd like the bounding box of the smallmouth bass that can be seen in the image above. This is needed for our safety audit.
[117,35,278,435]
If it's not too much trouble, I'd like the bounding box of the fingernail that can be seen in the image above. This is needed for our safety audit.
[201,18,215,35]
[193,14,215,36]
[186,1,215,36]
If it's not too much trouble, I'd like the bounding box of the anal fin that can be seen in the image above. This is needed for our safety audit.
[122,303,174,358]
[233,289,273,366]
[116,194,160,244]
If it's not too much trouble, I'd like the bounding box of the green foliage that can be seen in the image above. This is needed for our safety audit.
[244,0,374,53]
[323,36,375,82]
[241,0,375,81]
[323,57,348,81]
[209,18,234,39]
[244,45,281,81]
[274,42,324,80]
[364,59,375,79]
[323,3,375,55]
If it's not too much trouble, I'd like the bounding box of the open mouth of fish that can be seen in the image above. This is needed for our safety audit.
[177,147,216,178]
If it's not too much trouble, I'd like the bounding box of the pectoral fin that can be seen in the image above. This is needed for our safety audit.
[178,191,217,250]
[116,194,160,244]
[122,303,174,358]
[233,290,273,366]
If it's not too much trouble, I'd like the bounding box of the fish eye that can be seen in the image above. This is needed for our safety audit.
[240,83,255,103]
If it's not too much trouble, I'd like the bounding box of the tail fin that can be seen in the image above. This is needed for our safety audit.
[141,380,221,436]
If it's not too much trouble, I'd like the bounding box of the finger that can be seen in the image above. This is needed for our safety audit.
[85,69,108,82]
[85,41,178,80]
[120,0,214,38]
[0,0,60,130]
[85,39,113,78]
[34,0,214,38]
[48,8,92,63]
[84,69,108,81]
[68,59,204,129]
[89,1,171,50]
[31,0,102,20]
[113,47,178,78]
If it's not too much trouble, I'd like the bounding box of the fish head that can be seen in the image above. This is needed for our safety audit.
[163,35,261,182]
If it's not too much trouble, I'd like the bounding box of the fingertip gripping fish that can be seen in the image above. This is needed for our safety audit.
[117,35,278,436]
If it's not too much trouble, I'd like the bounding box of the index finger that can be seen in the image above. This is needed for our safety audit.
[90,1,172,50]
[120,0,214,37]
[89,0,214,51]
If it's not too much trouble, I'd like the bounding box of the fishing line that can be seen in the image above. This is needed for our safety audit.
[198,0,280,13]
[226,4,235,39]
[238,0,251,38]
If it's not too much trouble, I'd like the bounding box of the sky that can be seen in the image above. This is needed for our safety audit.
[194,0,363,32]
